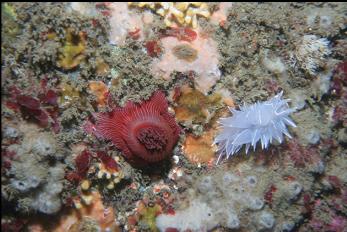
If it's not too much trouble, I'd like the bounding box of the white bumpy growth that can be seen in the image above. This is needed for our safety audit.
[214,91,296,163]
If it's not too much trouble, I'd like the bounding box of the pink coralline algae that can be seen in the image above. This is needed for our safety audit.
[331,61,347,127]
[1,149,16,173]
[96,91,180,167]
[301,174,347,232]
[331,61,347,97]
[284,139,321,168]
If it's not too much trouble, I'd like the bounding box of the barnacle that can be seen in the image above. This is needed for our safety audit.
[57,28,86,70]
[128,2,211,28]
[96,163,124,190]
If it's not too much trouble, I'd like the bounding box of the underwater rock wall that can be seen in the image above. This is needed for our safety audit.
[1,2,346,232]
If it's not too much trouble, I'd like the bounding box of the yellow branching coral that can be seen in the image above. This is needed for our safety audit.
[128,2,211,28]
[57,28,86,70]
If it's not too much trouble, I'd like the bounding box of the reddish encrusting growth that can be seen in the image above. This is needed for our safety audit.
[284,139,321,168]
[1,149,17,174]
[145,40,162,57]
[128,28,141,40]
[330,61,347,128]
[75,150,92,177]
[327,175,342,190]
[66,150,92,183]
[96,151,118,171]
[5,85,60,133]
[264,184,277,207]
[160,27,197,42]
[1,218,27,232]
[96,91,180,166]
[264,79,282,94]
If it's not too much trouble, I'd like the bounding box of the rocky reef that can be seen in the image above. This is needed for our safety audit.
[1,2,346,232]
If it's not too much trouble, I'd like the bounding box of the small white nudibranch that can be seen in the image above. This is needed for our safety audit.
[213,91,296,163]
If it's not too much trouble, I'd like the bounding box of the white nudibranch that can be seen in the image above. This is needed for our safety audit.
[213,91,296,163]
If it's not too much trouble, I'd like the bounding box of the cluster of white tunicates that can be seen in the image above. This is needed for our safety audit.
[156,170,276,232]
[258,211,276,229]
[2,126,20,138]
[3,126,66,215]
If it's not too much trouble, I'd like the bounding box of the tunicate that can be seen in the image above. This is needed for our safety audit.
[247,196,264,210]
[222,172,239,185]
[3,127,20,138]
[287,181,302,200]
[226,212,240,229]
[32,134,57,156]
[245,175,257,187]
[281,222,295,232]
[258,211,275,229]
[11,175,41,192]
[305,129,320,144]
[198,175,214,192]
